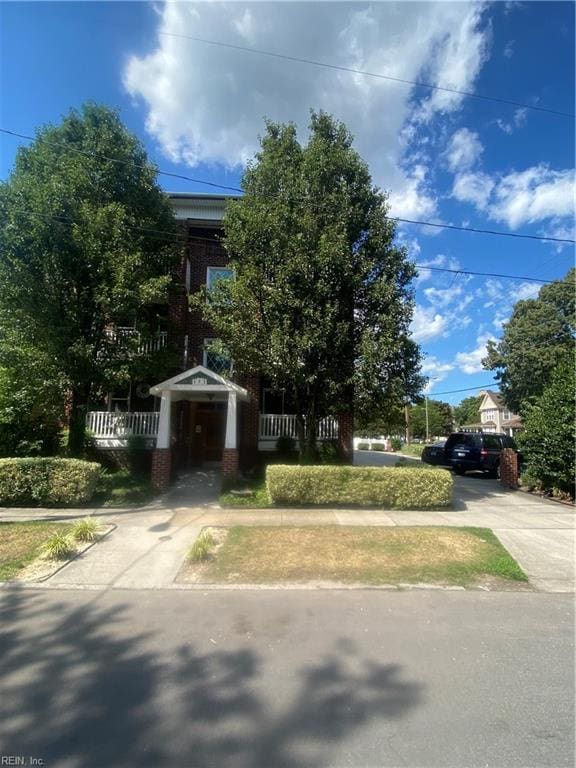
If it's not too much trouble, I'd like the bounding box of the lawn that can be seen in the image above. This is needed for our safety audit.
[219,477,272,508]
[91,469,157,507]
[0,521,69,581]
[182,525,528,588]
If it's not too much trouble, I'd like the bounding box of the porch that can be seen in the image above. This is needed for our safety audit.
[86,412,340,448]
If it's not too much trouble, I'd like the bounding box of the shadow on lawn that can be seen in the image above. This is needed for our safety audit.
[0,590,422,768]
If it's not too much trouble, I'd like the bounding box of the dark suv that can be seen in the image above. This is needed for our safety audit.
[422,432,520,477]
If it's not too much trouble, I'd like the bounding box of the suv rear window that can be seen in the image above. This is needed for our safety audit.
[483,435,502,450]
[445,433,479,449]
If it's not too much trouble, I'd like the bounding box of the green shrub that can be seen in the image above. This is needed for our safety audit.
[0,458,102,506]
[43,532,74,560]
[401,443,425,457]
[266,465,453,509]
[276,434,297,455]
[390,438,402,452]
[371,443,385,452]
[71,517,101,542]
[126,435,151,478]
[188,531,216,562]
[318,439,341,464]
[356,442,370,450]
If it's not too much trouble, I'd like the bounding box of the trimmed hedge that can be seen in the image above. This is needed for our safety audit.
[0,458,102,506]
[266,464,453,509]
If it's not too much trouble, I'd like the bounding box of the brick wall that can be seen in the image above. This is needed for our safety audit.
[239,375,261,470]
[500,447,519,489]
[222,448,239,478]
[151,448,172,491]
[186,227,228,366]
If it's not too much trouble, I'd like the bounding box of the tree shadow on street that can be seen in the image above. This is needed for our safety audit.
[0,590,423,768]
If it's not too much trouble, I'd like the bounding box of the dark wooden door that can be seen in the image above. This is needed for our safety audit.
[193,408,226,463]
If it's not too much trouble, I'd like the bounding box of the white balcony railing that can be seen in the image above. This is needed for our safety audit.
[107,327,168,355]
[86,411,159,439]
[258,414,339,442]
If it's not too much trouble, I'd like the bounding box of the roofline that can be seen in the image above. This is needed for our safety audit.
[167,192,242,201]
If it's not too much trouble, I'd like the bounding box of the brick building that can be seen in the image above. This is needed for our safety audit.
[87,193,353,490]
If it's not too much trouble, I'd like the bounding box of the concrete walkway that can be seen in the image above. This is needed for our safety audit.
[1,462,574,593]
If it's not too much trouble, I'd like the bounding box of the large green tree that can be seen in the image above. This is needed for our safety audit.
[0,104,179,454]
[453,395,482,428]
[518,357,575,497]
[483,269,575,413]
[198,112,423,458]
[409,399,453,440]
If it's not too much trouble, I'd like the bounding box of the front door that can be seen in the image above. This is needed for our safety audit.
[192,405,226,464]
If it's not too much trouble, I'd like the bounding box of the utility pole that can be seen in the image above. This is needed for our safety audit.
[425,395,430,443]
[404,402,411,444]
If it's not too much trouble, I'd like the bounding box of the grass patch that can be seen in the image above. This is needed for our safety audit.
[188,531,216,562]
[191,526,528,587]
[71,517,100,542]
[219,477,272,508]
[92,469,156,507]
[0,521,70,580]
[400,444,425,457]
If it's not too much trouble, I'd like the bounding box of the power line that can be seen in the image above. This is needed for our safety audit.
[5,207,565,286]
[159,31,576,120]
[414,265,555,284]
[394,218,574,244]
[431,383,497,395]
[0,128,245,194]
[2,127,574,246]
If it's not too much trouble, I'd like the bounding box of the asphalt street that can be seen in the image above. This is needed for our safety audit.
[1,588,573,768]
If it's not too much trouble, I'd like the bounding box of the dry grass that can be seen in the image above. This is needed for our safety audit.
[183,526,528,587]
[0,521,70,581]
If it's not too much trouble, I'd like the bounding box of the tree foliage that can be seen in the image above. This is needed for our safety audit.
[197,112,423,457]
[409,399,453,439]
[453,395,482,428]
[483,269,575,414]
[0,104,179,454]
[518,358,575,497]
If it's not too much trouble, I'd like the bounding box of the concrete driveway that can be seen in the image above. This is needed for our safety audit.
[355,449,575,593]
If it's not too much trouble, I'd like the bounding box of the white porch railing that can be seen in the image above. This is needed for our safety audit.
[107,327,168,355]
[258,414,339,442]
[86,411,159,439]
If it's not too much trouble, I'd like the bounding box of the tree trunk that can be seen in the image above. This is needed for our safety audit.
[301,403,319,464]
[68,384,90,457]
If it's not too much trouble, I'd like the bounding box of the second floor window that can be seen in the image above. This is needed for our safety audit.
[203,338,233,376]
[206,266,234,300]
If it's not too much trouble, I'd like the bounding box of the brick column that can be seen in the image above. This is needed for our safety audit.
[222,448,239,478]
[240,375,260,470]
[151,448,172,491]
[500,448,519,489]
[338,412,354,464]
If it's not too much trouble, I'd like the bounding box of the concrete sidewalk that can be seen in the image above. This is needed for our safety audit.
[1,469,574,593]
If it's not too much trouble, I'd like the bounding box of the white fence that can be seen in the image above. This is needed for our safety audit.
[86,411,159,440]
[107,327,168,355]
[258,414,339,447]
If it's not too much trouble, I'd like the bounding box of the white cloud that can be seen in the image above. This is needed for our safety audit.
[513,282,541,301]
[503,39,515,58]
[488,165,575,228]
[445,127,483,172]
[452,171,494,208]
[424,283,464,308]
[414,254,461,284]
[124,1,490,214]
[452,164,575,230]
[410,305,447,342]
[455,333,495,374]
[422,356,454,392]
[495,107,527,135]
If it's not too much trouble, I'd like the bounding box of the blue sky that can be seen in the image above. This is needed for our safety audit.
[1,1,574,405]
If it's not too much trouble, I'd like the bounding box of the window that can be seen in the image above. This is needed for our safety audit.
[206,267,233,293]
[203,338,233,376]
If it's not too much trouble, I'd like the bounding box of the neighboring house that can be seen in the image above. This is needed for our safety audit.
[86,193,352,488]
[461,390,523,436]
